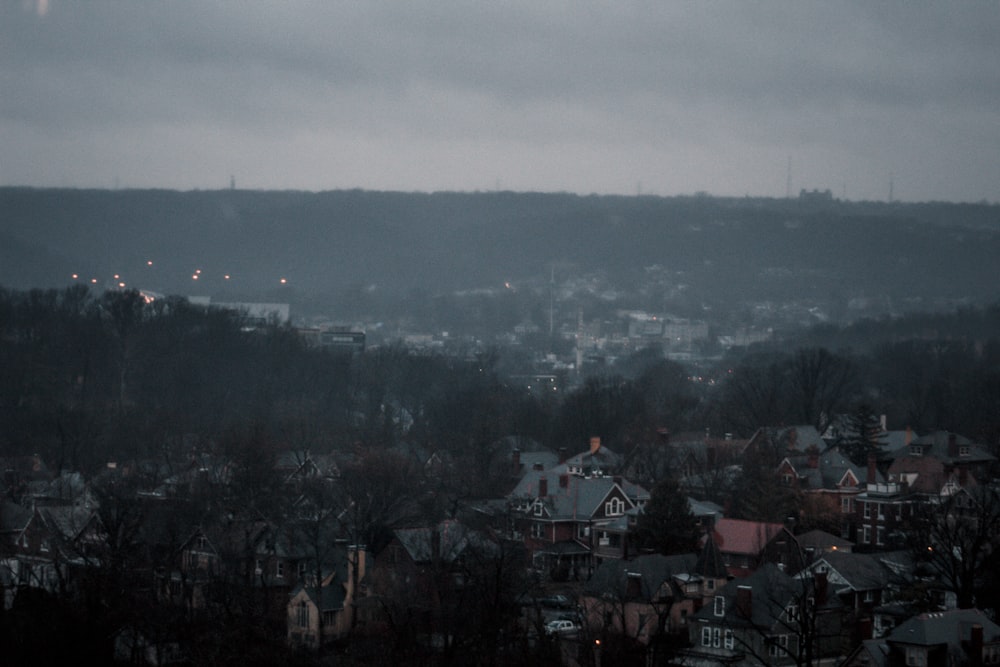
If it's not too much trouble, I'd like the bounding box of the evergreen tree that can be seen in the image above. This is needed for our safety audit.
[840,403,887,466]
[635,477,701,555]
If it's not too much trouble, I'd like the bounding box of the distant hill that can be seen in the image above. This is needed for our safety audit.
[1,187,998,318]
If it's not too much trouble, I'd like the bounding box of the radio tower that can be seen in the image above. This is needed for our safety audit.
[786,156,793,198]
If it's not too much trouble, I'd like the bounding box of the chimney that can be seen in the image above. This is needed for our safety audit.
[539,477,548,497]
[867,452,877,485]
[559,473,569,489]
[512,448,521,471]
[971,623,984,667]
[558,447,568,464]
[880,414,887,432]
[590,437,601,455]
[948,433,958,458]
[736,585,752,618]
[814,570,828,606]
[807,445,819,469]
[532,461,544,471]
[858,616,873,641]
[431,527,441,561]
[905,426,912,446]
[788,428,798,451]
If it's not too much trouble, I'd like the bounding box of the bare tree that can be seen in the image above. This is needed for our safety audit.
[905,486,1000,609]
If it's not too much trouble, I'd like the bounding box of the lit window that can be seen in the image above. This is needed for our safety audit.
[714,596,725,617]
[701,626,712,647]
[724,629,734,649]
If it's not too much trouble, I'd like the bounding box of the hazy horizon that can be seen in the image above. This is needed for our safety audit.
[3,2,999,203]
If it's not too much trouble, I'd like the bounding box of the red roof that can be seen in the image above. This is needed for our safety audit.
[709,518,783,556]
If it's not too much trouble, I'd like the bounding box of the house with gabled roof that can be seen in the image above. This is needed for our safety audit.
[843,607,1000,667]
[705,518,784,578]
[776,446,874,540]
[286,544,366,649]
[509,469,648,577]
[801,550,912,620]
[681,562,846,666]
[887,431,996,503]
[580,552,699,647]
[0,502,104,602]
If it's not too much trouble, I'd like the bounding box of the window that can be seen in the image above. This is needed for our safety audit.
[842,497,852,513]
[712,628,721,648]
[530,523,545,539]
[724,629,734,649]
[701,627,712,647]
[533,503,543,517]
[877,526,885,546]
[605,497,625,516]
[782,473,793,485]
[785,603,798,621]
[863,526,871,545]
[959,445,970,457]
[769,634,788,658]
[863,502,870,519]
[275,561,284,579]
[297,601,310,628]
[906,647,926,666]
[877,503,885,520]
[713,596,725,617]
[577,524,590,539]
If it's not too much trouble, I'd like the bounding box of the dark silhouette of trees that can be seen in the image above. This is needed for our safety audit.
[635,477,701,555]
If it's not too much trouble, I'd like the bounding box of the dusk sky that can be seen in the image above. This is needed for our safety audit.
[3,1,998,202]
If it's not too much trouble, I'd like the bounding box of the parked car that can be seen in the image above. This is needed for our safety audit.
[544,619,580,636]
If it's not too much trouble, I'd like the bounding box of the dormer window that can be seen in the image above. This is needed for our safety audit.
[910,445,922,457]
[606,497,625,516]
[713,595,725,616]
[959,445,970,457]
[534,502,543,516]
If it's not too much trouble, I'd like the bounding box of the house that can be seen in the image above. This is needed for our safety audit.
[887,431,996,502]
[509,470,649,577]
[842,608,1000,667]
[681,563,846,666]
[705,518,784,578]
[286,545,366,649]
[763,528,853,575]
[776,446,874,539]
[801,551,911,620]
[854,455,914,550]
[562,437,623,477]
[581,553,698,645]
[365,519,513,646]
[0,503,104,601]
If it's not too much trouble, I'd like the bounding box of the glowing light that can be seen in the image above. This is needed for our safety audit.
[192,274,199,280]
[224,274,231,280]
[280,278,288,284]
[118,282,126,288]
[90,278,98,284]
[147,260,153,266]
[114,274,120,280]
[71,274,79,279]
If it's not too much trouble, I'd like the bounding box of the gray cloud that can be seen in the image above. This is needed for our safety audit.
[2,1,998,201]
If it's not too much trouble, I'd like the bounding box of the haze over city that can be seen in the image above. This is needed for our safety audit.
[4,4,1000,667]
[3,1,999,202]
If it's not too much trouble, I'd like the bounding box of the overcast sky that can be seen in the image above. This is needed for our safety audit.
[2,1,998,202]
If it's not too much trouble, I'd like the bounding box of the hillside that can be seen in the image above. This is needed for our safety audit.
[2,187,998,320]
